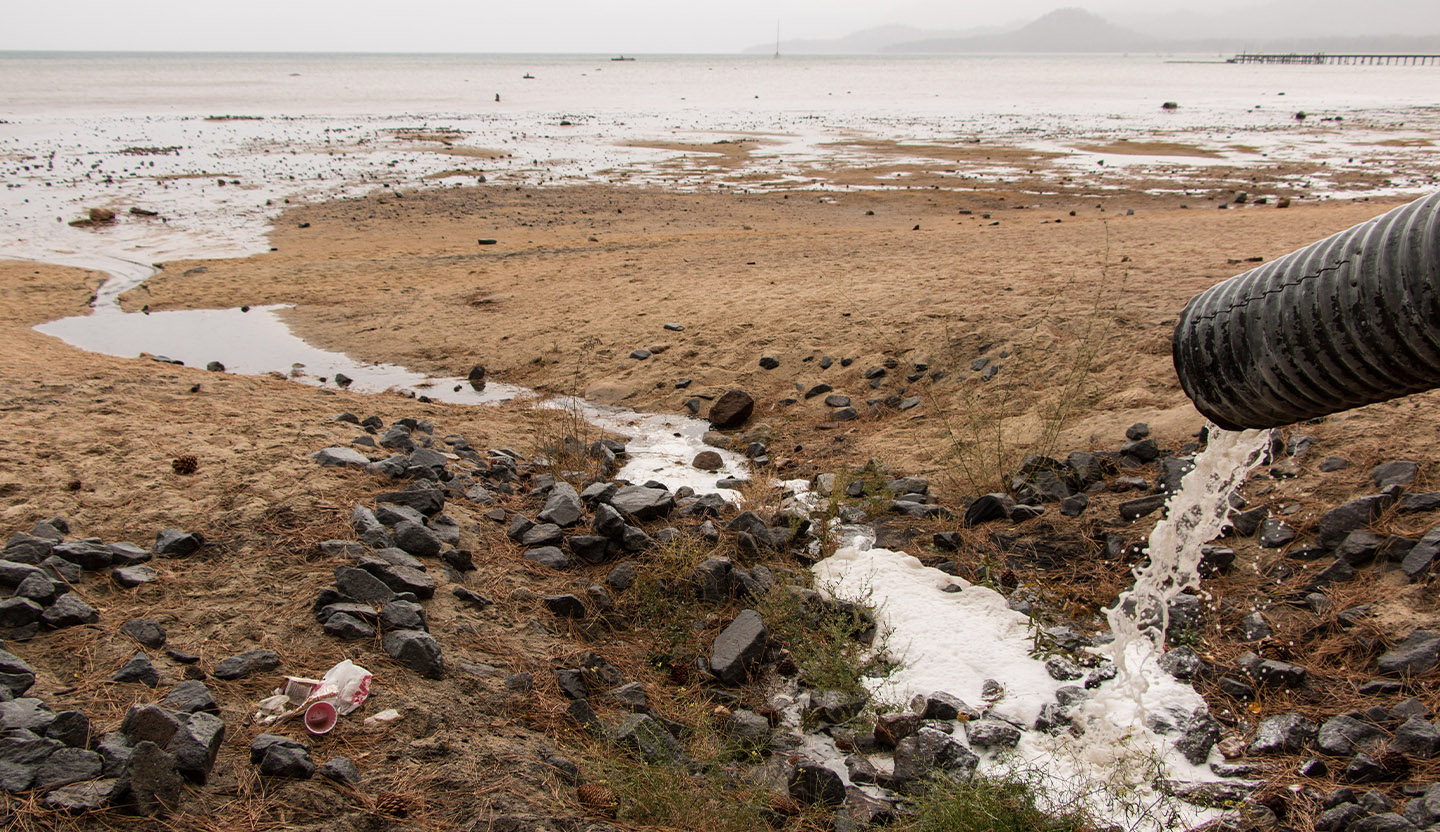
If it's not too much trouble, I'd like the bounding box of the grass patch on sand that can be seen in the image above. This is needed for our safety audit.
[896,773,1098,832]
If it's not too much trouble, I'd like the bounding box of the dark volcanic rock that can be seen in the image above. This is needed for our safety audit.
[213,649,281,681]
[382,630,444,679]
[891,727,979,792]
[1249,713,1317,755]
[610,486,674,520]
[710,609,768,685]
[1379,630,1440,676]
[41,593,99,628]
[788,759,845,806]
[612,713,687,765]
[153,529,204,557]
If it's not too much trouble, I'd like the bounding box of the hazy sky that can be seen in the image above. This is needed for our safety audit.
[1,0,1433,53]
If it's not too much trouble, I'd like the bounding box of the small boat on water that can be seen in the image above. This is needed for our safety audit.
[522,73,535,79]
[610,56,635,61]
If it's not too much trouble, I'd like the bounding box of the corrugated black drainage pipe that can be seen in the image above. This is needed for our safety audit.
[1173,191,1440,430]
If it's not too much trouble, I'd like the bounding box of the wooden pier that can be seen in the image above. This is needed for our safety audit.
[1228,52,1440,66]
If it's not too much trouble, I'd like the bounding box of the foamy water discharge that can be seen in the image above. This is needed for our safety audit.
[814,428,1270,828]
[1104,427,1271,709]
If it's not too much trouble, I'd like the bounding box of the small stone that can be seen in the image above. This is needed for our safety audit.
[153,529,204,557]
[1249,713,1317,755]
[121,618,167,648]
[112,653,161,687]
[544,594,586,618]
[710,609,768,685]
[213,649,281,680]
[382,630,444,679]
[163,680,219,715]
[41,593,99,628]
[320,756,361,786]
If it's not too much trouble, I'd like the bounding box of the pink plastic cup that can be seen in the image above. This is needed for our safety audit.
[303,701,337,735]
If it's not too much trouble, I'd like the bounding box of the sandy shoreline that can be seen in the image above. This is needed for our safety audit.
[96,183,1421,492]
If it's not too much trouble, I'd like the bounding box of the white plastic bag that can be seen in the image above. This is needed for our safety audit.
[318,659,373,715]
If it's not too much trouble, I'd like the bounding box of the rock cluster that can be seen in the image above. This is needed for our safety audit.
[3,516,203,640]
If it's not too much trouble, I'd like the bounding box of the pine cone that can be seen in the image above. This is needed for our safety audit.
[371,791,411,818]
[577,783,617,817]
[171,455,199,475]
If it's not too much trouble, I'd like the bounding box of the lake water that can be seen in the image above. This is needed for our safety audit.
[3,51,1439,275]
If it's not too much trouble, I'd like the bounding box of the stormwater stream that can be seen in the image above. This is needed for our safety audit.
[813,428,1270,829]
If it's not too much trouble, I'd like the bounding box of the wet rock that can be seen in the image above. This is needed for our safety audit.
[382,630,444,679]
[1390,716,1440,758]
[1176,711,1222,765]
[708,389,755,429]
[1337,530,1386,565]
[1160,779,1263,807]
[213,649,281,681]
[891,728,978,792]
[1249,713,1317,754]
[910,691,980,720]
[692,450,724,471]
[1119,493,1168,521]
[1317,714,1386,756]
[807,690,867,725]
[966,718,1021,750]
[1240,611,1271,642]
[1258,518,1296,548]
[710,609,768,685]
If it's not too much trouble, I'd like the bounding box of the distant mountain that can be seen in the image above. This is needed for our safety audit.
[1115,0,1440,42]
[742,25,995,55]
[883,8,1155,53]
[752,5,1440,57]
